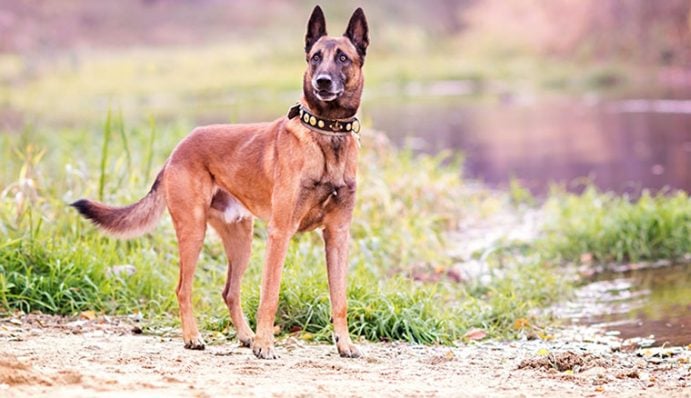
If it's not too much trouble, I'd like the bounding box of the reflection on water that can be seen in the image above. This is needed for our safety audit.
[564,263,691,346]
[367,97,691,195]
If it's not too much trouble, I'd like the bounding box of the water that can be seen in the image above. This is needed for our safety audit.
[367,95,691,195]
[560,263,691,346]
[362,88,691,346]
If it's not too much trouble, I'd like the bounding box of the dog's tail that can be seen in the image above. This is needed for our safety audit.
[71,170,166,239]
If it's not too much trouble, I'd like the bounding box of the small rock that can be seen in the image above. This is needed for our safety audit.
[616,370,639,379]
[647,356,664,364]
[579,366,606,378]
[128,312,143,322]
[447,260,493,284]
[463,328,487,341]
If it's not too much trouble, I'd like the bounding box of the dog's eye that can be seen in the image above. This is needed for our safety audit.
[338,54,348,63]
[311,53,321,64]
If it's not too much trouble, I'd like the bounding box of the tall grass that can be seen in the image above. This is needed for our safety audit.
[0,118,565,344]
[539,186,691,263]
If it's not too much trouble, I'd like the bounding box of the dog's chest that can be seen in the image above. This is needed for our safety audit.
[297,181,354,232]
[297,169,355,232]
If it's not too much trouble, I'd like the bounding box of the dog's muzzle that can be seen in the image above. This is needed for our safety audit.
[312,75,343,102]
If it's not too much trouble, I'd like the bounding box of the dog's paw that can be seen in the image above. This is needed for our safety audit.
[183,334,206,350]
[336,339,361,358]
[238,332,255,348]
[252,337,279,359]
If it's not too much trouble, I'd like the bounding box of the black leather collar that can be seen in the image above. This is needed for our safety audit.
[287,104,360,136]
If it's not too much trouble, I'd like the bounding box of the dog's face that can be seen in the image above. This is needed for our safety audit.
[303,6,369,119]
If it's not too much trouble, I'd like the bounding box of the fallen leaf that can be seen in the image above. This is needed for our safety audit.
[463,328,487,341]
[536,348,550,357]
[289,325,302,333]
[79,310,96,320]
[537,332,554,341]
[513,318,530,330]
[594,386,604,393]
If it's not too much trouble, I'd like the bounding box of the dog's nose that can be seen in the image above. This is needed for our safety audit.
[315,76,332,90]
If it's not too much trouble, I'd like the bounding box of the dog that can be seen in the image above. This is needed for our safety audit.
[71,5,368,359]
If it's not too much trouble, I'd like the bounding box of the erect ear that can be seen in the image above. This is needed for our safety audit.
[344,7,369,58]
[305,5,327,53]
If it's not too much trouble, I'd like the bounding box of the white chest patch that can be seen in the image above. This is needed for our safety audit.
[223,199,253,223]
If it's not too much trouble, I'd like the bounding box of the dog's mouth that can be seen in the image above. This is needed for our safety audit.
[313,88,343,102]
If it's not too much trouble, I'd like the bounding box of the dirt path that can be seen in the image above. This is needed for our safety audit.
[0,315,689,397]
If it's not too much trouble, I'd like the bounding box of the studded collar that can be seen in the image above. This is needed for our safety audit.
[287,104,360,136]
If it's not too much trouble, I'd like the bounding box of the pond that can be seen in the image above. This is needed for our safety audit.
[362,85,690,346]
[366,92,691,195]
[558,262,691,347]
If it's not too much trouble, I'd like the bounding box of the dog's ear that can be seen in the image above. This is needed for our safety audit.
[344,7,369,59]
[305,5,327,53]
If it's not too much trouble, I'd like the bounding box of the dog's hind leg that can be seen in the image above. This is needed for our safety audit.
[208,205,255,347]
[166,166,213,350]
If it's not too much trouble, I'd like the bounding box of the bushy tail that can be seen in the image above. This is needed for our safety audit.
[71,171,166,239]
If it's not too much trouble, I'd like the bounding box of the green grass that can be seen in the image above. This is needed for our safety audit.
[1,114,687,345]
[538,186,691,263]
[0,116,566,344]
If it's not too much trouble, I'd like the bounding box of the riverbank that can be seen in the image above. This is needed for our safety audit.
[1,314,689,397]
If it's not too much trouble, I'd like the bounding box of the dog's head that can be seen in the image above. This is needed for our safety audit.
[303,6,369,119]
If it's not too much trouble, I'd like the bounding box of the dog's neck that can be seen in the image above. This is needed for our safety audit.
[288,103,360,136]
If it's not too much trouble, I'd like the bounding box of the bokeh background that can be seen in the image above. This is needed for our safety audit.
[2,0,690,194]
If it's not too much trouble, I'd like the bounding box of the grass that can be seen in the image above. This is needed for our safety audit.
[0,114,568,344]
[2,117,688,346]
[538,186,691,263]
[0,33,685,346]
[2,114,687,345]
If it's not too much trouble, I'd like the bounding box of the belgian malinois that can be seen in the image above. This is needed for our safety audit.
[72,5,369,359]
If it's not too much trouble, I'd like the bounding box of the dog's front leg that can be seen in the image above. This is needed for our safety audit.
[252,219,293,359]
[323,222,361,358]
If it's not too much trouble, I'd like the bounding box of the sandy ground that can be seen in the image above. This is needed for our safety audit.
[0,315,689,398]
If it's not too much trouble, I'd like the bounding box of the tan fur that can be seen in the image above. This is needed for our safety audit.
[72,6,369,359]
[71,171,167,239]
